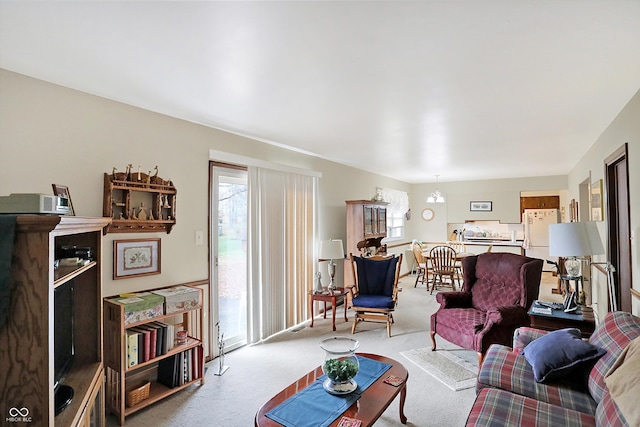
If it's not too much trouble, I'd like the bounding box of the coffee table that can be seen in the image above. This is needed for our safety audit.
[255,353,408,426]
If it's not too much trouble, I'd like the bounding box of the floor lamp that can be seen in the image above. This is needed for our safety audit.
[549,222,611,310]
[320,239,344,290]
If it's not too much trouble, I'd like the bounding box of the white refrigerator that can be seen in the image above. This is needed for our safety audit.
[523,209,560,271]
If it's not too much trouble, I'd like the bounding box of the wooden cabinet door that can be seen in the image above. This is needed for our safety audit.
[521,196,559,212]
[364,206,374,236]
[378,207,387,236]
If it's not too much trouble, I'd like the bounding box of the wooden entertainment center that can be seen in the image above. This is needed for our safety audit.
[0,216,110,426]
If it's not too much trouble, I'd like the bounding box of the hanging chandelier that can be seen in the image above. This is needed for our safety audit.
[426,175,445,203]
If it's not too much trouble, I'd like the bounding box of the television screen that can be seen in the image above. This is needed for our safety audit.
[53,280,74,390]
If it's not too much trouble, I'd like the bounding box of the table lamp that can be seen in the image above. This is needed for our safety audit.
[549,222,604,277]
[549,222,606,310]
[320,239,344,290]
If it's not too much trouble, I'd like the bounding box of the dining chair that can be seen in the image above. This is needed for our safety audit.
[429,245,460,293]
[411,241,428,288]
[447,241,466,279]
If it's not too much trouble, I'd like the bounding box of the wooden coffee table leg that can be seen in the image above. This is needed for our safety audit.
[309,296,314,328]
[399,383,407,424]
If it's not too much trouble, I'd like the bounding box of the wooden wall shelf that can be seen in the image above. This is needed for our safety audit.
[103,173,177,234]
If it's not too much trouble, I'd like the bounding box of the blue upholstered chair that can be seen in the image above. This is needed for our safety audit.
[349,253,403,337]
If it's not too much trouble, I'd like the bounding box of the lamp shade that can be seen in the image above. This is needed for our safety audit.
[549,222,605,257]
[320,239,344,260]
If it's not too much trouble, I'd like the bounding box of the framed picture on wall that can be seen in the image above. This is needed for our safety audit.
[113,238,161,279]
[470,201,492,212]
[591,179,604,221]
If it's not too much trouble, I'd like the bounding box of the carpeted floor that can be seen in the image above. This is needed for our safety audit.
[107,272,559,427]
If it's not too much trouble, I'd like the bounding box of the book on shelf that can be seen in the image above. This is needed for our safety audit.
[156,348,201,388]
[126,330,139,368]
[157,354,178,389]
[148,321,168,356]
[129,327,151,362]
[137,324,159,359]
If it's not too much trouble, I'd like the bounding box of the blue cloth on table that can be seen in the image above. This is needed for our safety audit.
[265,355,392,427]
[0,215,17,329]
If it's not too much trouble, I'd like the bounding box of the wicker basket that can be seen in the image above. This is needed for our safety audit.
[126,381,150,407]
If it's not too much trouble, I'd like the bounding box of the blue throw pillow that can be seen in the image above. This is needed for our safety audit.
[522,328,606,383]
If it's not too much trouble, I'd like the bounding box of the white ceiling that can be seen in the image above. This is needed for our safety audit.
[1,1,639,184]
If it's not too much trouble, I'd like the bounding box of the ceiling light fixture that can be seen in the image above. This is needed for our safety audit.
[426,175,445,203]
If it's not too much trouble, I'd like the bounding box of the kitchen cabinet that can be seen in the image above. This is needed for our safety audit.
[520,196,559,213]
[463,242,524,256]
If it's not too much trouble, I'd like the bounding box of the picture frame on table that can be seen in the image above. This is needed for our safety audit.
[51,184,75,215]
[470,201,492,212]
[113,238,161,279]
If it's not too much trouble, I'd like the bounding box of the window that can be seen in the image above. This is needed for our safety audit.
[380,188,408,240]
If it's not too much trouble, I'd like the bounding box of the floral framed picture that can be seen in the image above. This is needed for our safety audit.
[113,238,161,279]
[470,201,492,212]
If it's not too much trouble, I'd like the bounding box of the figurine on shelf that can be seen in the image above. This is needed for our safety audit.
[126,164,133,182]
[151,165,159,184]
[137,165,141,182]
[138,202,147,220]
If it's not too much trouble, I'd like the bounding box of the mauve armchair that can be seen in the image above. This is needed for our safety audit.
[430,252,543,366]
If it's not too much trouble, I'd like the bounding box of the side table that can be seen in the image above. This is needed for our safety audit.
[528,301,596,338]
[309,287,349,331]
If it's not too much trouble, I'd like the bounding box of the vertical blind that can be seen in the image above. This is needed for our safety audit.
[247,167,317,343]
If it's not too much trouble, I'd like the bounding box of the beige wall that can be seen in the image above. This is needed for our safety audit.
[407,175,567,242]
[567,89,640,318]
[2,68,638,318]
[0,69,409,295]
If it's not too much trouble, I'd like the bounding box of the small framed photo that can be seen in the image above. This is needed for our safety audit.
[470,201,492,212]
[51,184,75,215]
[114,238,161,280]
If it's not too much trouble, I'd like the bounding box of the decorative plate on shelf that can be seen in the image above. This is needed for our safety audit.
[421,208,435,221]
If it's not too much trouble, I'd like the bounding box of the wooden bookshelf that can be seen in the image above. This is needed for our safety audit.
[103,286,205,425]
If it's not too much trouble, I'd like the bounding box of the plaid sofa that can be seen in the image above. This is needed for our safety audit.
[465,311,640,427]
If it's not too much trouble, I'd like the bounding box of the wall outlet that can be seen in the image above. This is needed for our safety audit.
[195,230,204,246]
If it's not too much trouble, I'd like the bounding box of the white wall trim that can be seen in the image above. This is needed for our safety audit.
[209,149,323,178]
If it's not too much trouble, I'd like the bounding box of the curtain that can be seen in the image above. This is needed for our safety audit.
[247,167,317,343]
[380,188,409,218]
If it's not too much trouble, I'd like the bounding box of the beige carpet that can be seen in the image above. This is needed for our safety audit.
[107,272,558,427]
[400,348,478,391]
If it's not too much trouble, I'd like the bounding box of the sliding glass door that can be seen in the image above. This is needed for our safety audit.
[211,164,248,352]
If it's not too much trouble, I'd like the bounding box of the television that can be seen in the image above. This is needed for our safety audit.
[53,280,75,415]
